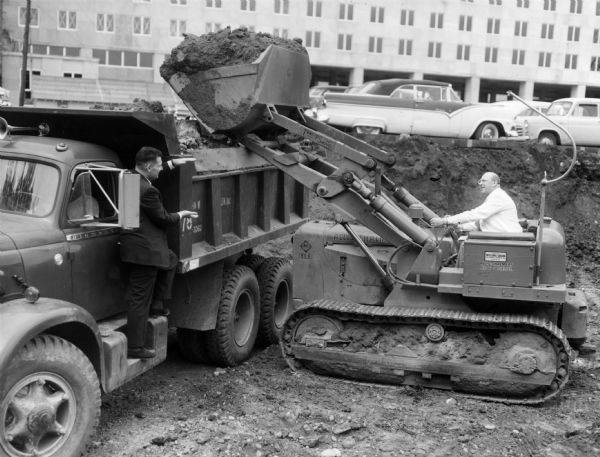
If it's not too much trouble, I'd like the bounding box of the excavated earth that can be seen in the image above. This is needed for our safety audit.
[86,135,600,457]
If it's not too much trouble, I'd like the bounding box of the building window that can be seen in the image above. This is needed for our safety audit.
[206,0,222,7]
[597,1,600,15]
[570,0,582,13]
[512,49,525,65]
[456,44,470,61]
[305,31,321,48]
[339,2,354,20]
[170,0,187,4]
[591,56,600,70]
[565,54,578,69]
[541,23,554,39]
[514,21,527,37]
[400,9,414,26]
[398,39,413,56]
[427,42,442,58]
[93,49,153,68]
[18,7,39,27]
[567,26,581,42]
[205,23,221,33]
[368,37,383,53]
[487,18,500,34]
[337,33,352,50]
[58,11,77,30]
[307,0,322,17]
[241,0,256,11]
[459,15,472,31]
[484,46,498,63]
[370,6,384,23]
[544,0,556,10]
[273,28,288,38]
[516,0,529,7]
[430,12,443,29]
[594,28,600,43]
[489,0,502,4]
[133,16,151,35]
[538,51,551,67]
[96,13,115,33]
[170,19,186,37]
[274,0,289,14]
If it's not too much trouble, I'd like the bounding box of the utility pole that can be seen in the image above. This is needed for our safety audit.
[0,0,4,86]
[19,0,31,106]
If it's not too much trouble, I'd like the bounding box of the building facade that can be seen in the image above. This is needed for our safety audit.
[1,0,600,107]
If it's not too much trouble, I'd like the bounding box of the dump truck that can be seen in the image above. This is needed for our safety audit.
[0,107,307,457]
[165,44,588,405]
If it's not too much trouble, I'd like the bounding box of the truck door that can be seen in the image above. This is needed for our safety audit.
[61,164,124,320]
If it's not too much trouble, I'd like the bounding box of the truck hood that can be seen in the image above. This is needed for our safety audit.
[0,212,64,248]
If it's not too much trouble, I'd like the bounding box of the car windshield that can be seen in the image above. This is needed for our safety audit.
[0,158,59,217]
[546,101,572,116]
[355,82,378,94]
[447,87,462,102]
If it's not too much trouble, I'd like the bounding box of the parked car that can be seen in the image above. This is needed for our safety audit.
[308,85,348,107]
[319,80,517,139]
[523,98,600,146]
[491,100,550,136]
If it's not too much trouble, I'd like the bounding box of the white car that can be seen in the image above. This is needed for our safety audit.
[491,100,550,136]
[523,98,600,146]
[319,80,517,139]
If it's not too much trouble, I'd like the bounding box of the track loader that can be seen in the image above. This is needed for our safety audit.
[165,45,588,403]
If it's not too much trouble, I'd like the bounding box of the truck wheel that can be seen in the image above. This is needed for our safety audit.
[177,328,212,363]
[475,122,499,140]
[205,265,260,366]
[0,335,100,457]
[538,132,558,145]
[257,257,293,346]
[236,254,265,272]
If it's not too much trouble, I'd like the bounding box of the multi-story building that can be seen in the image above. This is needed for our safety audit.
[1,0,599,107]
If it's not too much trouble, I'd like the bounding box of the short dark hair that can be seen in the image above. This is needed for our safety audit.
[135,147,162,167]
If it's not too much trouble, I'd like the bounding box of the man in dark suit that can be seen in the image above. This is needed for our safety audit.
[120,147,197,359]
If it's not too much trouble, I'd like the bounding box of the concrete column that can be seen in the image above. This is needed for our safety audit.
[518,80,534,100]
[411,71,424,80]
[464,76,481,104]
[570,84,586,98]
[349,67,364,86]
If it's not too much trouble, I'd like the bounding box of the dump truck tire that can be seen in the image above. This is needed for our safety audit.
[236,254,265,272]
[177,328,212,363]
[205,266,260,366]
[0,335,100,457]
[257,257,293,346]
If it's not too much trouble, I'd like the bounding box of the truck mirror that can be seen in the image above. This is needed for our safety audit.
[118,171,140,229]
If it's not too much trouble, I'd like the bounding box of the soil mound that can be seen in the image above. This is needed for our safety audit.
[89,99,165,112]
[160,27,307,80]
[367,136,600,276]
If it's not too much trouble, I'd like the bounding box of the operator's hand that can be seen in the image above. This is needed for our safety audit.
[430,217,446,227]
[178,210,199,219]
[169,157,196,167]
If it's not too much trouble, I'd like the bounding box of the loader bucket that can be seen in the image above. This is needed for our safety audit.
[164,45,311,136]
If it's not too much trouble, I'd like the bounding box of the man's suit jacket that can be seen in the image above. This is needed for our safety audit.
[119,172,180,269]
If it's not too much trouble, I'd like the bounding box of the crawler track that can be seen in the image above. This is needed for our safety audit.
[281,300,572,404]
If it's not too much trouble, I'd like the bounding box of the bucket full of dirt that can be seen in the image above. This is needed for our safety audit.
[161,28,311,136]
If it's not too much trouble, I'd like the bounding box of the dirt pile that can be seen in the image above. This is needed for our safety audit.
[367,136,600,277]
[89,99,165,112]
[160,27,306,80]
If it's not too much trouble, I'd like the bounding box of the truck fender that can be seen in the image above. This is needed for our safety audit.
[0,297,102,393]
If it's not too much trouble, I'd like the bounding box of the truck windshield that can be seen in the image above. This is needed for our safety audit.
[0,158,59,217]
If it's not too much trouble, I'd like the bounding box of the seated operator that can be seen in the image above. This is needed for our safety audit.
[67,176,99,220]
[430,172,522,232]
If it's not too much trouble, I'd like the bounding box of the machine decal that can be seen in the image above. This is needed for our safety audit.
[66,227,119,241]
[484,251,507,262]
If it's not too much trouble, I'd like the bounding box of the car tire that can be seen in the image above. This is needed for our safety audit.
[0,335,100,457]
[256,257,293,346]
[538,132,558,146]
[205,265,260,366]
[475,122,500,140]
[353,126,382,135]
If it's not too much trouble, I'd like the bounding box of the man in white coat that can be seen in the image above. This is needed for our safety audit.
[430,172,522,232]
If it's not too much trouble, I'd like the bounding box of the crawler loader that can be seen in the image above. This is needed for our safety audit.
[165,45,588,403]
